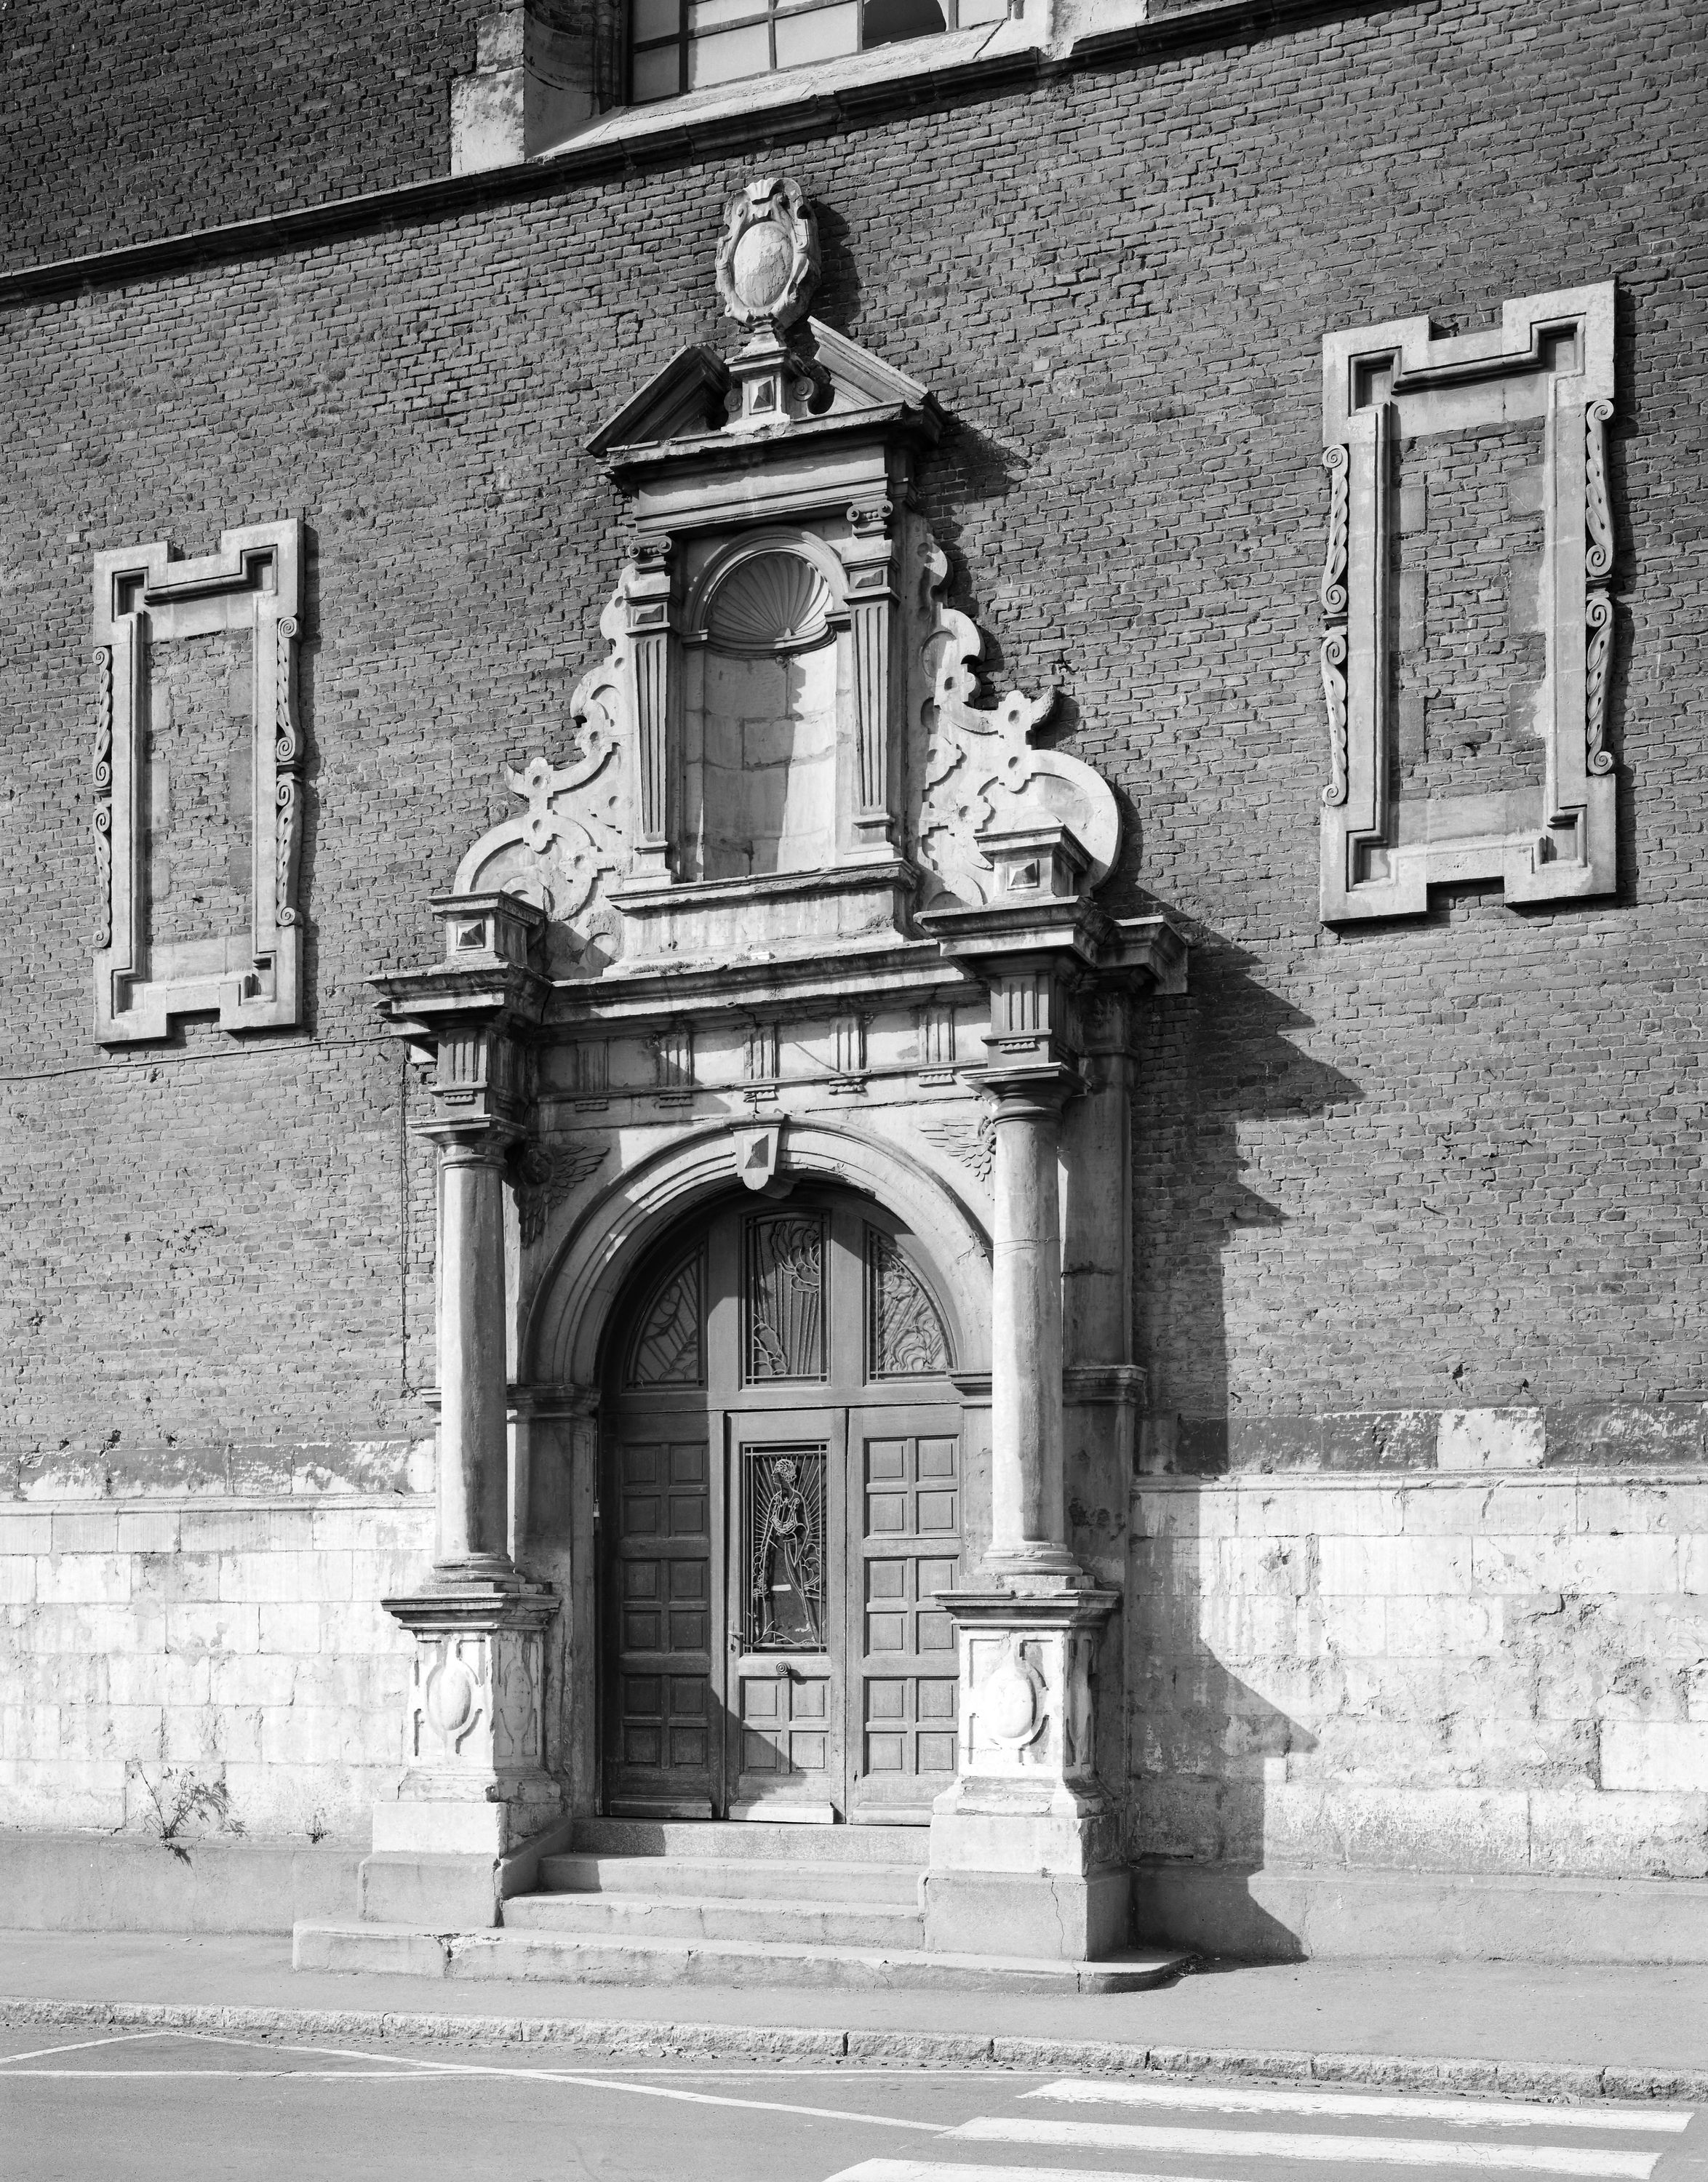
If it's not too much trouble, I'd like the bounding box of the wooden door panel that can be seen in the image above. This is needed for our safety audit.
[726,1412,844,1820]
[603,1433,717,1818]
[848,1407,963,1822]
[602,1194,965,1826]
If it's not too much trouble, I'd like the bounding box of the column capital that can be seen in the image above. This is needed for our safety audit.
[415,1114,527,1163]
[965,1059,1084,1116]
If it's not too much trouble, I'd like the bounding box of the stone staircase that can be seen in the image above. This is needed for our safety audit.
[293,1818,1193,1993]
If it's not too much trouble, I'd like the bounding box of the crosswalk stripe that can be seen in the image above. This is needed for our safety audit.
[1025,2078,1694,2134]
[949,2116,1662,2176]
[823,2164,1259,2182]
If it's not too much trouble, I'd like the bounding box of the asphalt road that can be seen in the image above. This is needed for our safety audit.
[2,2026,1704,2182]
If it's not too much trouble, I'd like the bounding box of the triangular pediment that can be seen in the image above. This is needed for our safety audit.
[588,319,939,459]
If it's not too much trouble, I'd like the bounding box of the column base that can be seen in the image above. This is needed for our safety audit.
[925,1581,1125,1960]
[371,1570,564,1922]
[922,1866,1132,1961]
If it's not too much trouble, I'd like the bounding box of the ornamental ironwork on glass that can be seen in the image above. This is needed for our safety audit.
[745,1212,825,1381]
[866,1228,949,1378]
[746,1446,827,1650]
[625,1250,704,1387]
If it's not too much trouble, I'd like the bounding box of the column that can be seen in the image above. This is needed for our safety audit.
[364,907,565,1908]
[985,1067,1080,1575]
[434,1135,513,1572]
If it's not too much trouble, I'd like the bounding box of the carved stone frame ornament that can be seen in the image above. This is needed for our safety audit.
[1317,284,1616,920]
[92,519,305,1040]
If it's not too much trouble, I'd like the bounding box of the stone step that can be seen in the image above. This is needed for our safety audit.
[293,1919,1192,1994]
[506,1888,923,1950]
[572,1817,930,1866]
[540,1853,925,1908]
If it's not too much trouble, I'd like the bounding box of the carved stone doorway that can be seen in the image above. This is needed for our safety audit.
[600,1187,965,1825]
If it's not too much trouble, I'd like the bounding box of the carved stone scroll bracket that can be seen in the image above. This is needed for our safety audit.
[914,540,1119,913]
[1319,281,1619,919]
[1320,627,1349,809]
[91,517,305,1042]
[452,580,634,978]
[1584,397,1617,779]
[92,644,114,948]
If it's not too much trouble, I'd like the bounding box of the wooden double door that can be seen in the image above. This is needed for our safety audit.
[601,1190,964,1823]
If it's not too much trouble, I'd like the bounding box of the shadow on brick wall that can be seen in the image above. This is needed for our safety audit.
[1123,922,1362,1960]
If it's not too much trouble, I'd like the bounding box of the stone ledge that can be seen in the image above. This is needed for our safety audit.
[0,1833,364,1935]
[1133,1863,1708,1966]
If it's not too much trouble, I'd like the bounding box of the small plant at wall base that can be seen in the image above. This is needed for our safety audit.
[124,1762,246,1863]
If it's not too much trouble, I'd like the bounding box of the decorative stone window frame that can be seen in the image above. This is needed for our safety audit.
[1317,283,1616,922]
[92,519,304,1042]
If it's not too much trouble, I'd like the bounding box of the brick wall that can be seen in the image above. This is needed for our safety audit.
[0,0,490,274]
[1,0,1704,1874]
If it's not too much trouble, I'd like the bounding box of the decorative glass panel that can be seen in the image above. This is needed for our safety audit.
[866,1228,949,1378]
[625,1250,704,1387]
[746,1445,826,1650]
[745,1212,825,1381]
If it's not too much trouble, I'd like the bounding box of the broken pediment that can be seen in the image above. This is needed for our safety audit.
[453,175,1120,980]
[587,319,942,468]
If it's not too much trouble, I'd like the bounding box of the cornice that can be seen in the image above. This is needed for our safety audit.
[0,0,1412,309]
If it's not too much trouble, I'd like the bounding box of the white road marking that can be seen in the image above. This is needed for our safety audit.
[0,2069,486,2081]
[949,2116,1662,2176]
[826,2165,1240,2182]
[185,2035,943,2128]
[0,2031,184,2066]
[1026,2078,1695,2133]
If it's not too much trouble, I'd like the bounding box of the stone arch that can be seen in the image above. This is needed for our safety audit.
[522,1119,991,1389]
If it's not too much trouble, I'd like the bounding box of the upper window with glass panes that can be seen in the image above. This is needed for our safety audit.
[630,0,1010,103]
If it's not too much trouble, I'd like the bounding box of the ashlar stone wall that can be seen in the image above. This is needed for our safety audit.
[1130,1465,1708,1890]
[0,1482,429,1840]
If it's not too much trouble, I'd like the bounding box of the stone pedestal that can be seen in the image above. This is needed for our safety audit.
[925,1585,1126,1959]
[376,1577,563,1854]
[364,1576,564,1927]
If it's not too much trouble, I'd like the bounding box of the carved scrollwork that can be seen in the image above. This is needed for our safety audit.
[1585,591,1615,777]
[92,645,113,946]
[452,583,632,974]
[274,615,300,766]
[1320,628,1349,808]
[1320,443,1350,617]
[275,776,300,926]
[512,1138,610,1248]
[917,1108,995,1186]
[914,540,1119,911]
[868,1228,949,1378]
[1585,399,1615,582]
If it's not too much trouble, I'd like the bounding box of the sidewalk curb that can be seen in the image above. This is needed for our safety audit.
[4,1994,1707,2103]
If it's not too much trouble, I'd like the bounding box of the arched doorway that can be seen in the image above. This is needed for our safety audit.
[599,1184,964,1826]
